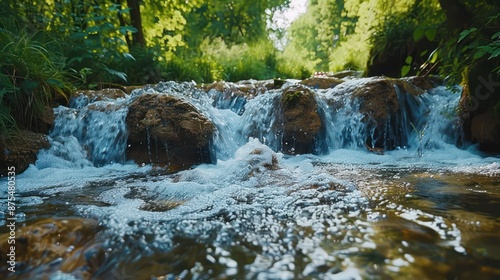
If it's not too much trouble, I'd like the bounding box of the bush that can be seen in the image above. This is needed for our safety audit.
[0,26,72,134]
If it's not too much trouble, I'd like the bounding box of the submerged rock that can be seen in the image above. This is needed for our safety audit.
[0,218,103,279]
[126,93,215,169]
[0,130,49,176]
[280,85,322,154]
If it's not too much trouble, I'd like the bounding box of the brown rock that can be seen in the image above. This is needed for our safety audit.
[402,76,443,91]
[0,130,49,176]
[470,108,500,152]
[126,94,215,169]
[280,85,322,154]
[201,80,269,99]
[458,61,500,153]
[301,76,344,89]
[0,218,103,279]
[352,78,425,150]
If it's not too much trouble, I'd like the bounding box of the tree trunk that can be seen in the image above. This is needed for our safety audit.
[438,0,472,29]
[127,0,145,47]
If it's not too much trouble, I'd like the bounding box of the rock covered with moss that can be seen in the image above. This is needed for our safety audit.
[280,85,322,154]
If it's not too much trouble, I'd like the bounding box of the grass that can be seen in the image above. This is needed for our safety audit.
[0,25,73,135]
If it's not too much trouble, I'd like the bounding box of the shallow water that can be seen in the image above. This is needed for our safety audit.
[1,80,499,279]
[1,142,499,279]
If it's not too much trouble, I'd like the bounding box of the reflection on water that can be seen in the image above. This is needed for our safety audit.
[1,162,499,280]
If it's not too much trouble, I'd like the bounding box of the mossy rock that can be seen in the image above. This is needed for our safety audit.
[280,85,322,154]
[459,60,500,153]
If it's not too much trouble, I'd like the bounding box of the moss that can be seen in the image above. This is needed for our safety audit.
[282,90,303,107]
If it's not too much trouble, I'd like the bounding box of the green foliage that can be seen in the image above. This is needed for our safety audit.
[0,26,73,134]
[49,2,136,88]
[161,38,286,83]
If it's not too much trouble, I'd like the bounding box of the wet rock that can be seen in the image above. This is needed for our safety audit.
[470,108,500,152]
[0,130,49,176]
[126,94,215,169]
[329,70,363,79]
[40,106,55,130]
[0,218,103,279]
[459,63,500,153]
[280,85,322,154]
[352,78,426,151]
[301,76,344,89]
[402,76,443,91]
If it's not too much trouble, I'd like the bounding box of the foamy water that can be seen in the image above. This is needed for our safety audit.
[1,79,499,279]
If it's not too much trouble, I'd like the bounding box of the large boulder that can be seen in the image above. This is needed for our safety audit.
[126,94,215,170]
[352,78,426,151]
[0,130,49,176]
[459,61,500,153]
[280,85,322,154]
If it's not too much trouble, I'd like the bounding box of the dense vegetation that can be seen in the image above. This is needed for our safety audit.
[0,0,498,136]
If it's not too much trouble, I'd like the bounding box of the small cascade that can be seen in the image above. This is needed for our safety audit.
[209,89,247,115]
[315,88,366,152]
[37,95,129,168]
[236,91,283,151]
[314,78,462,155]
[35,78,464,170]
[416,86,462,152]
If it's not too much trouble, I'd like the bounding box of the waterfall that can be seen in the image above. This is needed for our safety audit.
[236,91,283,151]
[36,95,129,168]
[35,78,464,169]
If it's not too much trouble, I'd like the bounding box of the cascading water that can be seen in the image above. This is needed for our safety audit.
[36,96,129,168]
[1,78,499,280]
[35,78,464,166]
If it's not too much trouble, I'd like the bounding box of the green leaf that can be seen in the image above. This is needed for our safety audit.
[123,53,135,61]
[489,48,500,59]
[413,27,425,41]
[87,26,100,33]
[473,49,486,59]
[104,67,128,82]
[119,26,138,35]
[405,56,413,64]
[46,78,64,88]
[458,27,477,42]
[428,49,439,63]
[401,65,411,77]
[425,28,437,41]
[492,32,500,40]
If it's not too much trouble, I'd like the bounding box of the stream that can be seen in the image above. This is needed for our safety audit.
[1,79,499,279]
